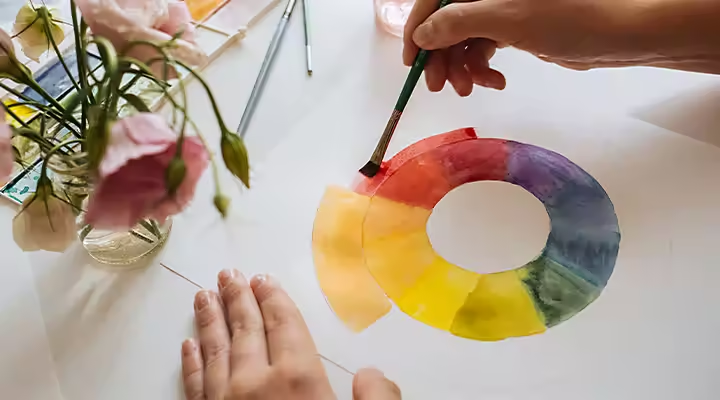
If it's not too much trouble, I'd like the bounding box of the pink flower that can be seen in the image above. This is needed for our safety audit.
[0,108,14,184]
[76,0,207,77]
[85,113,208,230]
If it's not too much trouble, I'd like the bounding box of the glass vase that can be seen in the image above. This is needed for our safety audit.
[78,218,172,267]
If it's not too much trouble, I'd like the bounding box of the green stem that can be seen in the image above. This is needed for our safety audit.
[70,1,90,132]
[174,60,233,135]
[40,9,81,95]
[80,19,95,104]
[0,83,80,136]
[191,118,223,196]
[39,138,85,182]
[139,219,161,240]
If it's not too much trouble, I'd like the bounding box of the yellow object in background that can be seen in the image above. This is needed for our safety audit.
[312,186,391,332]
[450,271,546,341]
[186,0,226,20]
[3,99,36,127]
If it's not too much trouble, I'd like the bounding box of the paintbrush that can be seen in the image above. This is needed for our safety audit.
[359,0,452,178]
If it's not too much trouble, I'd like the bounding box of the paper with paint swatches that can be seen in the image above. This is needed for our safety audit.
[312,128,621,341]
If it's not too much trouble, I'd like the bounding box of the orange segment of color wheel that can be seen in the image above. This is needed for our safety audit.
[312,186,391,332]
[363,196,434,300]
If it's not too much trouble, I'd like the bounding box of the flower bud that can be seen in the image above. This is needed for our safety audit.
[13,5,66,62]
[213,193,230,218]
[0,28,33,83]
[220,133,250,188]
[165,157,186,196]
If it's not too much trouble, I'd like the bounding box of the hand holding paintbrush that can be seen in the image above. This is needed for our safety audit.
[359,0,452,178]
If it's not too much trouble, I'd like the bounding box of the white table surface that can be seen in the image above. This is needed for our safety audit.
[2,0,720,398]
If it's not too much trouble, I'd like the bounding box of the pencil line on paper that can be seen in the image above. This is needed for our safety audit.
[160,262,204,289]
[317,353,354,376]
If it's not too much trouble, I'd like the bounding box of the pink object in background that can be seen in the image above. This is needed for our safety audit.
[374,0,413,37]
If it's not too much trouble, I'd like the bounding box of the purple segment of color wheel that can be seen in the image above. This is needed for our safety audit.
[505,141,620,287]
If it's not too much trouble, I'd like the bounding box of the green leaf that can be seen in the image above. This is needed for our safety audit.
[120,93,151,113]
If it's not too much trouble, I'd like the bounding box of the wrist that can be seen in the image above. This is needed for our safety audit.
[617,0,720,70]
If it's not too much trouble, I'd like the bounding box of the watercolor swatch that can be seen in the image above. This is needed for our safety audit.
[312,128,620,340]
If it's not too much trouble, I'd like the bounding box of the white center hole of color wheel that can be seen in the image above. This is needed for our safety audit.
[427,181,550,274]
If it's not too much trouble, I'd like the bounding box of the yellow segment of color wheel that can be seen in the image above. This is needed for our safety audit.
[362,193,546,338]
[313,186,547,339]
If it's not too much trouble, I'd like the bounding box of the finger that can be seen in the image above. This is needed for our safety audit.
[413,0,511,50]
[181,339,205,400]
[424,50,447,92]
[465,38,506,90]
[447,44,473,96]
[217,269,269,374]
[251,274,316,364]
[195,290,231,399]
[353,368,402,400]
[403,0,447,66]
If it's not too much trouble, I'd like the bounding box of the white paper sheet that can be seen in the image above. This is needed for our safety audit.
[0,206,64,400]
[161,52,720,398]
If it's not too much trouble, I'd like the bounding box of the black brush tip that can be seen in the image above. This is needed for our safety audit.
[359,161,381,178]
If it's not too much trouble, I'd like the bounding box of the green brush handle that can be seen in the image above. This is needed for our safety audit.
[394,0,452,112]
[362,0,453,174]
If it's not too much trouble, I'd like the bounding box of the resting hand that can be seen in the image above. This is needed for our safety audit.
[181,270,401,400]
[403,0,720,95]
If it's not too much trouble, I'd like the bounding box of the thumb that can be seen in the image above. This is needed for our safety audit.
[353,368,402,400]
[413,1,508,50]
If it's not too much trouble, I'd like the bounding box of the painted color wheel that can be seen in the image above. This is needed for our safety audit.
[312,127,620,341]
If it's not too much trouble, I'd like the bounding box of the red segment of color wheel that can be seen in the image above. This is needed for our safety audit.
[435,138,509,188]
[354,127,476,198]
[372,151,453,209]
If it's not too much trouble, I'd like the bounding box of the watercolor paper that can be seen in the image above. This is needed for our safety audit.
[21,50,102,105]
[312,127,620,340]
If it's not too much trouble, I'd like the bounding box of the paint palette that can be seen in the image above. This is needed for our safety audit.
[312,128,621,341]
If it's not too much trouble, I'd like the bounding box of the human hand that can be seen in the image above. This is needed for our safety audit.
[181,270,402,400]
[403,0,720,95]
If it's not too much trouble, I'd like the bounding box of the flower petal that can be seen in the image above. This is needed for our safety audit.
[99,113,175,178]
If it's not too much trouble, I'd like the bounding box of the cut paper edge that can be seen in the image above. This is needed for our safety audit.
[312,186,391,332]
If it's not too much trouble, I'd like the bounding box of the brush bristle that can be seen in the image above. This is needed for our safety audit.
[359,161,381,178]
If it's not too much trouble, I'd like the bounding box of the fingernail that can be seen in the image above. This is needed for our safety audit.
[486,75,505,90]
[252,273,268,286]
[182,339,196,356]
[195,290,211,311]
[250,273,275,290]
[218,269,234,288]
[413,21,434,47]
